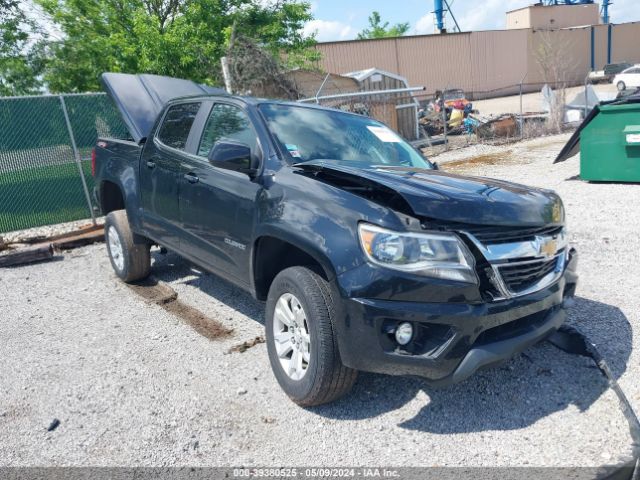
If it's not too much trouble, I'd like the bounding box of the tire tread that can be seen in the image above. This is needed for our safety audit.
[266,266,357,407]
[105,210,150,283]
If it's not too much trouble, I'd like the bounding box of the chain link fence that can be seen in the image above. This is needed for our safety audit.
[0,93,128,234]
[305,79,598,160]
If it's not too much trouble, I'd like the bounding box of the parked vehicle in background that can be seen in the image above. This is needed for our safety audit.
[589,62,633,84]
[613,66,640,91]
[94,73,578,406]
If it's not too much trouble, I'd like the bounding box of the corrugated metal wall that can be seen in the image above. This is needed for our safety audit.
[395,33,474,92]
[315,22,640,98]
[470,30,529,95]
[610,22,640,65]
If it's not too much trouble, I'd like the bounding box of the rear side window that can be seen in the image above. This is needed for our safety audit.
[198,104,257,157]
[157,102,201,150]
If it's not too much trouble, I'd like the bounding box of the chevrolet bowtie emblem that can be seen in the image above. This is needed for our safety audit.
[538,237,558,258]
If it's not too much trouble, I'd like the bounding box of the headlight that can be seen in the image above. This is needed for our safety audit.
[358,223,477,283]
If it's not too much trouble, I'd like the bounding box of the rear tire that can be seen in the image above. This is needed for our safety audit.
[266,266,358,406]
[105,210,151,283]
[617,81,626,91]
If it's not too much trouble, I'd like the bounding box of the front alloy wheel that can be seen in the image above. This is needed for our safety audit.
[273,293,311,381]
[265,266,358,406]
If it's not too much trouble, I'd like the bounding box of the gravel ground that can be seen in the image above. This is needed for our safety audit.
[1,135,638,467]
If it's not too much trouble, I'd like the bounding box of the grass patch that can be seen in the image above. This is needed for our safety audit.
[0,162,94,233]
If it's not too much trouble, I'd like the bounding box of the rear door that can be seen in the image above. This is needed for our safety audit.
[140,101,203,249]
[179,101,262,285]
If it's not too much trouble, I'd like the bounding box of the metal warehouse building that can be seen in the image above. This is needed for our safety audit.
[314,4,640,98]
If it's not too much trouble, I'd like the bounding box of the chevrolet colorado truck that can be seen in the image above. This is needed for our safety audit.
[94,73,578,406]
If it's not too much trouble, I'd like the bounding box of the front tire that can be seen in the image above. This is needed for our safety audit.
[104,210,151,283]
[266,266,358,406]
[617,81,626,91]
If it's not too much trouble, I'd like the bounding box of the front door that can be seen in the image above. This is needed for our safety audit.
[140,101,202,249]
[179,102,262,285]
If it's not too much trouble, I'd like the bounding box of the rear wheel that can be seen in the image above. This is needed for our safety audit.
[617,80,626,91]
[105,210,151,283]
[265,266,358,406]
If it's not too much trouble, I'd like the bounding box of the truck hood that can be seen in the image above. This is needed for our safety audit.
[101,72,225,143]
[295,161,564,227]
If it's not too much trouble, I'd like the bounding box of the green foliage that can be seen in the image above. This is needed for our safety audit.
[34,0,318,93]
[356,11,410,40]
[0,0,47,95]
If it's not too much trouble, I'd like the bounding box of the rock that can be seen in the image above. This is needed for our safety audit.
[47,418,60,432]
[237,387,248,395]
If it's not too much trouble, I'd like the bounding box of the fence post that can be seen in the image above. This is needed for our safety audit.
[519,72,527,139]
[442,85,448,151]
[584,73,590,120]
[315,73,331,104]
[59,95,96,225]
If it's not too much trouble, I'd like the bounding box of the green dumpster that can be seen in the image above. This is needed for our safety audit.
[554,93,640,182]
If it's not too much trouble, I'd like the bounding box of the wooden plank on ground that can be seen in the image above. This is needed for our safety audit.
[0,244,55,268]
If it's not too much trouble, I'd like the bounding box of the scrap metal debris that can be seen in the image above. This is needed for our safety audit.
[227,336,265,354]
[127,277,233,340]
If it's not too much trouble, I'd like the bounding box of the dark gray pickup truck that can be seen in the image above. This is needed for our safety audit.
[94,73,578,406]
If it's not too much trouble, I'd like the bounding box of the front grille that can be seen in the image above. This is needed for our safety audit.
[423,220,566,298]
[497,257,559,293]
[462,225,563,245]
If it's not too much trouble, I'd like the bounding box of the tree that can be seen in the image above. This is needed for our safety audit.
[356,11,409,40]
[35,0,318,92]
[533,30,578,133]
[0,0,47,96]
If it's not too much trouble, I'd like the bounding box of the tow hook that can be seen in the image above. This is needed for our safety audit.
[548,325,640,479]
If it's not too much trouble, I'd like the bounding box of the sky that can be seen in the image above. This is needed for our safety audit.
[302,0,640,42]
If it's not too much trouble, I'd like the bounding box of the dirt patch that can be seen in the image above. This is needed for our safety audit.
[227,336,265,354]
[128,278,177,304]
[442,150,516,174]
[128,277,233,340]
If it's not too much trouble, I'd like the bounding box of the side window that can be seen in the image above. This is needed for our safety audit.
[157,102,201,150]
[198,104,258,157]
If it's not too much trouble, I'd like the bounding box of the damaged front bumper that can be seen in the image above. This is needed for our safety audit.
[332,249,578,386]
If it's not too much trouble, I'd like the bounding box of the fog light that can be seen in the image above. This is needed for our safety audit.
[395,322,413,346]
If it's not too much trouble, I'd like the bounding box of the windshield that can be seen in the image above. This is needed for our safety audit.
[258,103,431,169]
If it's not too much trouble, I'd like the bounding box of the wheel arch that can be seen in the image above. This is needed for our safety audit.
[252,233,337,301]
[100,180,125,215]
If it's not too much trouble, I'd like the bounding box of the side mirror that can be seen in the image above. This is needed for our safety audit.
[208,140,257,177]
[432,161,439,170]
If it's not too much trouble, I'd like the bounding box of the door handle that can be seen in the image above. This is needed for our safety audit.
[146,160,156,169]
[184,173,199,184]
